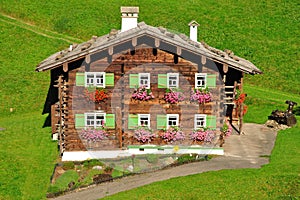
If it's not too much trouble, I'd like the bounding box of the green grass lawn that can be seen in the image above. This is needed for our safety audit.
[103,121,300,199]
[0,112,58,200]
[244,85,300,124]
[1,0,299,94]
[0,0,299,199]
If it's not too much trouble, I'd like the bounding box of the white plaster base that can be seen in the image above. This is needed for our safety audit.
[62,145,224,161]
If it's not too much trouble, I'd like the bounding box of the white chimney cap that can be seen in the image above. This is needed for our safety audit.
[121,6,139,14]
[188,20,200,27]
[120,6,139,32]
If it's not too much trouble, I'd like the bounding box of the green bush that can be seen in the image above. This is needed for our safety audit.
[177,154,196,164]
[104,166,113,173]
[83,159,104,168]
[146,154,159,164]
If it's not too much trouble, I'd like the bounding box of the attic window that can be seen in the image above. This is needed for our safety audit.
[85,72,105,87]
[139,73,150,88]
[167,73,179,88]
[195,73,207,88]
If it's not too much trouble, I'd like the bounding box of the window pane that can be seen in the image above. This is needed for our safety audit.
[139,115,149,127]
[168,75,178,87]
[196,75,206,87]
[86,115,95,126]
[87,75,94,85]
[87,115,95,120]
[139,74,150,88]
[168,116,178,127]
[169,117,176,121]
[195,115,205,128]
[87,75,94,79]
[96,74,104,86]
[96,114,105,126]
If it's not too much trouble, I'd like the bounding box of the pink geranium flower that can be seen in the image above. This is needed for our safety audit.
[164,88,185,104]
[132,85,155,101]
[190,88,212,104]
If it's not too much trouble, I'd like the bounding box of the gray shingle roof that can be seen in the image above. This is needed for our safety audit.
[36,22,262,74]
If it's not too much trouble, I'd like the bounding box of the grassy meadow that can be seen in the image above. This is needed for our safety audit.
[0,0,299,199]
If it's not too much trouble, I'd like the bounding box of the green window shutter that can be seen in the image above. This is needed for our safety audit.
[206,74,217,88]
[129,74,139,88]
[157,115,167,129]
[105,73,114,87]
[105,114,115,129]
[158,74,167,88]
[76,72,85,86]
[75,114,85,129]
[206,115,217,130]
[128,114,138,129]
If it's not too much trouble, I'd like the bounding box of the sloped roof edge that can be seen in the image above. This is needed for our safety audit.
[36,22,262,74]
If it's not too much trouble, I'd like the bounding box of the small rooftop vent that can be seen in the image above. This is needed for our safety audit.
[121,6,139,32]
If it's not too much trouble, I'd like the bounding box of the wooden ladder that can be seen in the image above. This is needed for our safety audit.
[224,82,240,124]
[54,75,69,156]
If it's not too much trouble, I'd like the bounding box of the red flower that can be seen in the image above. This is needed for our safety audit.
[84,88,108,103]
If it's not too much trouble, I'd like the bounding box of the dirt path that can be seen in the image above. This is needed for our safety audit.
[52,123,277,200]
[0,12,82,44]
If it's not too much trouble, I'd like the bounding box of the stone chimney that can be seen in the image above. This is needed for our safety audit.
[188,20,200,42]
[121,6,139,32]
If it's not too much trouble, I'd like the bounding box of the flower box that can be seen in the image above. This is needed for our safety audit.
[131,85,155,101]
[190,129,215,143]
[163,88,185,104]
[160,126,185,143]
[84,87,108,103]
[190,88,212,104]
[134,126,155,143]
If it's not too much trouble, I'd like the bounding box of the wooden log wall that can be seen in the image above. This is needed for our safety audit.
[53,46,228,151]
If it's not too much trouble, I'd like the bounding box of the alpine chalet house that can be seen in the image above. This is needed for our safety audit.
[36,7,261,161]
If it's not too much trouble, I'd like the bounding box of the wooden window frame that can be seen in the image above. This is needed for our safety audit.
[167,73,179,88]
[138,114,151,128]
[167,114,179,129]
[84,112,106,128]
[194,114,207,129]
[85,72,106,88]
[139,73,150,89]
[195,73,207,88]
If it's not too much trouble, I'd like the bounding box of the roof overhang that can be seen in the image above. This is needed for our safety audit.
[36,22,262,75]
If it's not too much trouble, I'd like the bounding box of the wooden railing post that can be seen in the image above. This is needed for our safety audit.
[116,107,122,148]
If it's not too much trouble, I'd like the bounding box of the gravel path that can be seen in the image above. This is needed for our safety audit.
[52,123,277,200]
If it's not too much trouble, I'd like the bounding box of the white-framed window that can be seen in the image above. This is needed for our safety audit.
[167,73,179,88]
[138,114,151,128]
[167,114,179,128]
[139,73,150,88]
[194,114,206,129]
[195,73,207,88]
[85,72,105,87]
[85,112,106,128]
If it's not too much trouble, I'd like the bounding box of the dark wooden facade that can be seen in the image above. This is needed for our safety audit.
[49,45,242,152]
[37,21,261,155]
